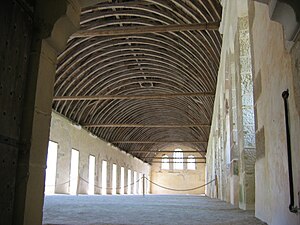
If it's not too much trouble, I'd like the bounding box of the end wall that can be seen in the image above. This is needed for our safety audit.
[151,147,206,195]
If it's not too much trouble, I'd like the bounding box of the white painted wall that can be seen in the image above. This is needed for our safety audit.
[206,1,300,224]
[49,111,151,195]
[250,2,300,224]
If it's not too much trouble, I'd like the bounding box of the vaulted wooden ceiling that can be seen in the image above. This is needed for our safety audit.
[53,0,222,164]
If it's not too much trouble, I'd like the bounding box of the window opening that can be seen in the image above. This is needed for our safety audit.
[101,160,107,195]
[133,171,137,194]
[70,149,79,195]
[187,155,196,170]
[161,154,169,170]
[138,173,143,194]
[45,141,58,195]
[112,164,117,195]
[88,155,95,195]
[173,148,183,170]
[120,167,124,194]
[127,169,131,194]
[146,175,150,194]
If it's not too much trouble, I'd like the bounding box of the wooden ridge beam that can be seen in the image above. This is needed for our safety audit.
[129,150,206,153]
[53,92,215,101]
[150,161,206,164]
[112,141,207,144]
[72,22,220,38]
[141,157,206,159]
[83,124,211,128]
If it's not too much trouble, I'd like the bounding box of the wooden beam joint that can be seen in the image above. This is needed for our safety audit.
[83,124,211,128]
[112,141,207,144]
[71,22,220,38]
[53,92,215,101]
[128,150,206,153]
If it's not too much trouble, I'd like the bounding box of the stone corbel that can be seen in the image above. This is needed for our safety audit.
[255,0,300,50]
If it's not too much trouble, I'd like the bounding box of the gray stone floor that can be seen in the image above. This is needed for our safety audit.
[43,195,266,225]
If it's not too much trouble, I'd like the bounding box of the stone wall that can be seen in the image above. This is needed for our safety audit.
[206,0,300,224]
[249,2,300,224]
[151,146,206,195]
[49,111,151,195]
[206,0,256,210]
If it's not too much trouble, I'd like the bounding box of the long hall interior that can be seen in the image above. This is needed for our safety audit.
[1,0,300,225]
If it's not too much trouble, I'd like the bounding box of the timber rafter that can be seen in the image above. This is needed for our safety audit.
[53,92,215,101]
[53,0,222,163]
[71,22,220,38]
[82,124,211,128]
[128,150,206,153]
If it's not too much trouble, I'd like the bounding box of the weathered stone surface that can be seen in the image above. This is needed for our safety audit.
[291,39,300,116]
[242,93,254,105]
[206,1,256,213]
[240,56,253,73]
[250,2,300,225]
[239,16,249,30]
[254,70,262,103]
[244,148,256,174]
[255,127,265,160]
[241,72,254,94]
[243,132,256,148]
[242,107,255,126]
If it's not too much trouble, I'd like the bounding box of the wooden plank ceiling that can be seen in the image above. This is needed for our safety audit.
[53,0,222,164]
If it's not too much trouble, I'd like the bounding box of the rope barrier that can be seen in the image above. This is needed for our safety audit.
[79,176,141,190]
[123,178,142,189]
[145,177,215,192]
[45,179,73,187]
[79,176,103,190]
[45,176,215,193]
[45,176,141,190]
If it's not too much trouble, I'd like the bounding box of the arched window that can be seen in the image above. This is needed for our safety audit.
[173,149,183,170]
[161,155,169,170]
[187,155,196,170]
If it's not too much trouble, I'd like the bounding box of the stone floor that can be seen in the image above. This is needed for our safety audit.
[43,195,266,225]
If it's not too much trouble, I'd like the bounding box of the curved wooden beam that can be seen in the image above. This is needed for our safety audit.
[53,0,222,162]
[111,141,207,144]
[83,124,211,128]
[53,92,215,101]
[72,22,220,38]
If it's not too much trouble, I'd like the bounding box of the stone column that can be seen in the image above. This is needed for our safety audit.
[106,161,113,195]
[229,52,240,206]
[169,156,174,171]
[95,158,102,194]
[237,15,256,210]
[116,165,121,194]
[131,170,135,194]
[11,1,81,225]
[78,154,89,194]
[124,167,129,194]
[136,172,140,194]
[54,142,71,194]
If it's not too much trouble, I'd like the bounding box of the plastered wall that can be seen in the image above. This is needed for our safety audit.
[250,2,300,224]
[151,146,206,195]
[206,0,256,210]
[49,111,151,195]
[206,0,300,224]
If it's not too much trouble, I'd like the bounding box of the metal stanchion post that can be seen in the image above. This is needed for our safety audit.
[215,174,218,199]
[143,174,145,197]
[76,174,80,196]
